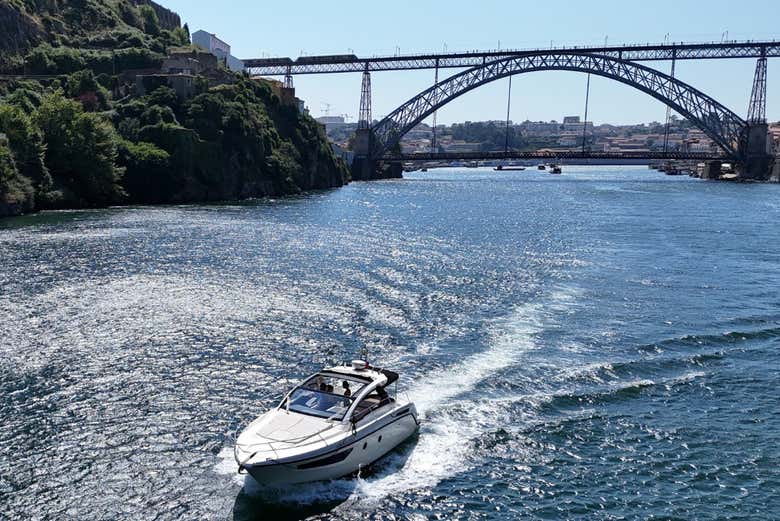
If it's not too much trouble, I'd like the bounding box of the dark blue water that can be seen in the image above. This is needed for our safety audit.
[1,167,779,520]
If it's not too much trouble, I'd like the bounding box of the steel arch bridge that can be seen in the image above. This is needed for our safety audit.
[370,52,747,160]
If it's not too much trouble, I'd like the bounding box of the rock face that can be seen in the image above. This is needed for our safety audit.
[0,3,43,53]
[0,0,180,57]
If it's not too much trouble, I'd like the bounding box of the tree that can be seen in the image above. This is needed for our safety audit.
[147,86,180,113]
[139,5,160,36]
[0,142,35,214]
[117,139,172,203]
[0,104,52,199]
[65,70,110,111]
[35,91,124,207]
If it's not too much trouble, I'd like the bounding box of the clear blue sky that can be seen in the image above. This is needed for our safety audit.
[161,0,780,125]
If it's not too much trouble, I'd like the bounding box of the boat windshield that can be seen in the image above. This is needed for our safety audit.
[285,373,368,420]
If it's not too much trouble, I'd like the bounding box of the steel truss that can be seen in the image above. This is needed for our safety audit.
[243,40,780,76]
[370,53,747,159]
[747,55,768,124]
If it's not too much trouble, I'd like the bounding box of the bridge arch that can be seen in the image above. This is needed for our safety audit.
[371,52,747,159]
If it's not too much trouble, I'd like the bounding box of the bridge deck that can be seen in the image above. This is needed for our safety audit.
[382,151,729,162]
[244,40,780,75]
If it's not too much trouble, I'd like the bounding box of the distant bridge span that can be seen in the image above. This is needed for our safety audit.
[371,52,746,159]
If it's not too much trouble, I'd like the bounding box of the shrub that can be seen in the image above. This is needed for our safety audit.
[0,143,35,214]
[0,104,52,196]
[117,139,172,203]
[139,5,160,36]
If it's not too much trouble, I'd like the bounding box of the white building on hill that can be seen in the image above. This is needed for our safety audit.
[192,30,244,72]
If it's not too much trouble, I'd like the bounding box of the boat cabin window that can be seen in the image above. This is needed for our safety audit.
[285,373,368,420]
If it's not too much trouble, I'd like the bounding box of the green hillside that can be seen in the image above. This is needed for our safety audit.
[0,0,349,216]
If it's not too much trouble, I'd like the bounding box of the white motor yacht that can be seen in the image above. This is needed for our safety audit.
[234,360,419,485]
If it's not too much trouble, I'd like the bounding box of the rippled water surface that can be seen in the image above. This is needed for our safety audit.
[2,167,780,520]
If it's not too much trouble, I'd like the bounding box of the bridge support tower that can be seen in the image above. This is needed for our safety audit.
[351,65,402,180]
[737,123,773,180]
[738,53,774,180]
[352,65,376,179]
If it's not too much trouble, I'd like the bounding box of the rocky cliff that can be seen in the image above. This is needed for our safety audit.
[0,2,43,54]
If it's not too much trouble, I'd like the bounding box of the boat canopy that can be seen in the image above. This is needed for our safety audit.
[379,369,399,387]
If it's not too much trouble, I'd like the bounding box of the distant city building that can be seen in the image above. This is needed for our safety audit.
[519,120,560,134]
[191,30,244,72]
[316,116,347,127]
[557,131,582,147]
[444,142,481,153]
[768,124,780,153]
[561,115,593,132]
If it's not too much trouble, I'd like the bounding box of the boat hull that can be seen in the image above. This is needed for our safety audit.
[243,411,419,485]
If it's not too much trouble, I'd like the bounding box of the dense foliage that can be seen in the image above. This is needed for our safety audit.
[448,121,526,152]
[0,0,349,216]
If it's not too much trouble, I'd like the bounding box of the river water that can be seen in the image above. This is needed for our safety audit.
[1,166,779,520]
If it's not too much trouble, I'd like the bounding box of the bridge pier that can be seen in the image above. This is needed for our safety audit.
[351,156,403,181]
[701,161,722,180]
[351,128,373,180]
[737,123,774,180]
[770,158,780,182]
[350,127,404,180]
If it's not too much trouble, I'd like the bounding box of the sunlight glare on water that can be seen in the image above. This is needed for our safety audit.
[2,166,780,520]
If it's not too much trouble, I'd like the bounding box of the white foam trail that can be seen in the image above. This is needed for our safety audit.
[346,299,549,502]
[215,447,243,485]
[407,302,543,416]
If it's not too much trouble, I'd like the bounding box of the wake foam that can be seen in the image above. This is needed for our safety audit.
[215,291,563,506]
[347,294,570,499]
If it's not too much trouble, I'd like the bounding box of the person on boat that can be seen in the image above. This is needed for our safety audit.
[341,381,352,406]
